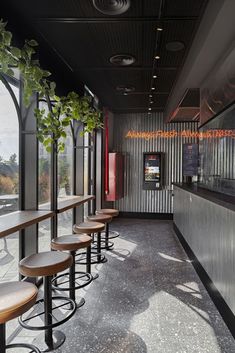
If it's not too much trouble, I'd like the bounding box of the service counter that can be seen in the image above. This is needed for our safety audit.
[173,183,235,316]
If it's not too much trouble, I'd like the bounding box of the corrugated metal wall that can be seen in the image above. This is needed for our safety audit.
[113,113,198,213]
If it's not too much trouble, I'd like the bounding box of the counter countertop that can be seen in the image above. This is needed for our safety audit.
[173,183,235,212]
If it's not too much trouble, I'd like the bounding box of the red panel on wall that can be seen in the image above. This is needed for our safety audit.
[105,152,124,201]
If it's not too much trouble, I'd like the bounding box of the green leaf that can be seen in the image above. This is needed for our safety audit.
[11,47,21,58]
[27,39,38,47]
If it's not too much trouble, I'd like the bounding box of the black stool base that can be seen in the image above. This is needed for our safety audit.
[76,297,85,308]
[33,330,65,352]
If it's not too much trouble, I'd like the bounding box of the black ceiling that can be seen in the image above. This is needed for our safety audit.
[1,0,208,114]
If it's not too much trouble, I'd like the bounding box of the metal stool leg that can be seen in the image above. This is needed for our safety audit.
[86,245,99,280]
[44,276,53,349]
[97,232,101,262]
[0,323,6,353]
[69,252,76,302]
[105,224,109,249]
[86,246,91,274]
[0,322,41,353]
[32,276,66,352]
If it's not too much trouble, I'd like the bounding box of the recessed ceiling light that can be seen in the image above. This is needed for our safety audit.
[153,75,157,79]
[148,107,152,111]
[123,92,128,96]
[149,94,152,98]
[155,55,160,60]
[151,87,155,90]
[93,0,131,15]
[157,27,163,31]
[150,101,153,104]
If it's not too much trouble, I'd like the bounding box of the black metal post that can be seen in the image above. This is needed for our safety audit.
[0,323,6,353]
[105,223,109,249]
[44,276,53,349]
[86,246,91,274]
[97,232,101,262]
[46,95,58,240]
[69,251,76,301]
[51,141,58,239]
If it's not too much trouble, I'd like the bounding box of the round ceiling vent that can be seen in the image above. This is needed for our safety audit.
[116,85,135,94]
[92,0,131,15]
[166,41,185,52]
[110,54,135,66]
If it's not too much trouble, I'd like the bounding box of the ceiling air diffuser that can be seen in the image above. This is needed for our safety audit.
[92,0,131,15]
[110,54,135,66]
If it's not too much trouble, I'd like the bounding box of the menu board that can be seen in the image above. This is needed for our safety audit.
[144,154,160,182]
[183,144,198,176]
[143,153,164,190]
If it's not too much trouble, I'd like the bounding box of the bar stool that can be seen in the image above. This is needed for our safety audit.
[73,221,106,267]
[87,214,113,251]
[96,209,119,249]
[0,281,40,353]
[51,234,93,306]
[19,251,76,352]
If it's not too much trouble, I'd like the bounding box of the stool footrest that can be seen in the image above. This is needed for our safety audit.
[6,343,41,353]
[92,240,114,250]
[75,251,107,265]
[101,230,120,239]
[19,296,76,331]
[51,271,92,291]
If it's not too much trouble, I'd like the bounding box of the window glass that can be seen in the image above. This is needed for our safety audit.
[38,101,51,207]
[38,101,51,251]
[0,79,19,215]
[58,126,73,197]
[0,77,19,283]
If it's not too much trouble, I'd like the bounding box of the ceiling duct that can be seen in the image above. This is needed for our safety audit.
[116,85,135,94]
[92,0,131,15]
[169,88,200,122]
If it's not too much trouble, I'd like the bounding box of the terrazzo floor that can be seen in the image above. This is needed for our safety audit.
[8,219,235,352]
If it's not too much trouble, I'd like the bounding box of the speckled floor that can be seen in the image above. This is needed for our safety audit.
[10,219,235,352]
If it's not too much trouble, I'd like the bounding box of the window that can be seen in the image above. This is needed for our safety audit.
[0,78,19,216]
[0,76,20,283]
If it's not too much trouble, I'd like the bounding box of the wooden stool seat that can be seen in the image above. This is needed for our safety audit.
[87,214,112,223]
[0,281,38,324]
[19,251,73,277]
[51,234,92,252]
[73,221,105,235]
[96,208,119,217]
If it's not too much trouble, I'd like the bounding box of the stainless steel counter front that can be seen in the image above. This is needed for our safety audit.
[174,184,235,315]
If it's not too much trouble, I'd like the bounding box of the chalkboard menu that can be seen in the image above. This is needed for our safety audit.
[183,144,198,176]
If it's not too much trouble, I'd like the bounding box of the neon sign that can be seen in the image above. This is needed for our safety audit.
[125,129,235,140]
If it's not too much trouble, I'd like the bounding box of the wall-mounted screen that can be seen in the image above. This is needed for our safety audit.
[143,152,164,190]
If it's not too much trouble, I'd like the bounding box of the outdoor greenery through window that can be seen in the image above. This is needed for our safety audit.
[0,79,19,215]
[0,76,19,284]
[38,101,51,206]
[58,126,73,197]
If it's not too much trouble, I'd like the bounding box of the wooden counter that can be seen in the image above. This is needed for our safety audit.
[0,210,54,238]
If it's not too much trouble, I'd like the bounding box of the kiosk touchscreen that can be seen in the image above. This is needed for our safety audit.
[143,152,164,190]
